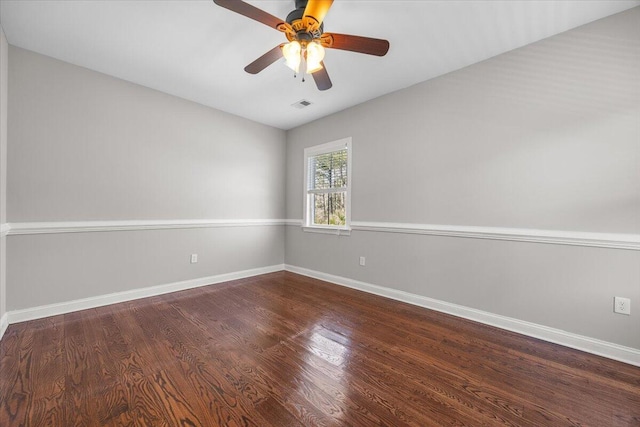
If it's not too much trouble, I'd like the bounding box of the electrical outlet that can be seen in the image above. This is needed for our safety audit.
[359,256,366,266]
[614,297,630,315]
[190,254,198,264]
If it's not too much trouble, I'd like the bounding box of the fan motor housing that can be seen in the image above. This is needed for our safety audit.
[285,7,304,25]
[286,1,323,40]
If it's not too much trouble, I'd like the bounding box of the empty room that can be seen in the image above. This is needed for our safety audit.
[0,0,639,425]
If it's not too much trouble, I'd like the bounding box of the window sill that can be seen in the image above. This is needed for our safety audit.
[302,226,351,236]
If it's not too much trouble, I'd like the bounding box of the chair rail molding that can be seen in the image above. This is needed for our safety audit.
[7,219,287,235]
[286,219,640,250]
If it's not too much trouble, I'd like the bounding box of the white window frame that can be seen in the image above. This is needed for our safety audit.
[303,137,352,235]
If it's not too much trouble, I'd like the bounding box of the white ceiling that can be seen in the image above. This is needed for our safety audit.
[1,1,638,130]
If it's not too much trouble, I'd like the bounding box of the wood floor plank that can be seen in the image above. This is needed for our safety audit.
[1,271,638,426]
[75,308,135,427]
[29,316,67,426]
[0,324,36,425]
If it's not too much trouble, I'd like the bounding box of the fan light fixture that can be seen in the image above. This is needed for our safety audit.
[283,41,302,73]
[306,41,325,73]
[283,41,325,74]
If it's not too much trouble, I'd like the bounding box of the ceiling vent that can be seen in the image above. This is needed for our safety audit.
[291,99,313,109]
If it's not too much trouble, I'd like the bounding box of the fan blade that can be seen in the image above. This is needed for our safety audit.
[213,0,285,30]
[311,62,332,91]
[322,33,390,56]
[244,45,283,74]
[303,0,334,26]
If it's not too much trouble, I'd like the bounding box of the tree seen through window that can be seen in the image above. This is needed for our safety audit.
[308,149,347,226]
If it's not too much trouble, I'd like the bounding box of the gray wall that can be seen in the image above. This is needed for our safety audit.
[0,25,8,320]
[8,47,285,222]
[7,47,286,310]
[285,9,640,349]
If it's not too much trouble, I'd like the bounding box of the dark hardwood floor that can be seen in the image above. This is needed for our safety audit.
[1,271,639,426]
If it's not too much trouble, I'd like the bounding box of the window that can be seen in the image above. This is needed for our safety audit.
[303,138,352,233]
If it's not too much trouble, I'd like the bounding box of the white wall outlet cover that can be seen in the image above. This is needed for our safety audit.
[614,297,631,315]
[359,256,366,266]
[190,254,198,264]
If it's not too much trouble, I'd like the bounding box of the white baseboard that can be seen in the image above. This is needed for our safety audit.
[6,264,285,325]
[285,264,640,367]
[0,313,8,341]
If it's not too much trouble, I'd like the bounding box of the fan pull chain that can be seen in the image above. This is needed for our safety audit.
[301,59,306,83]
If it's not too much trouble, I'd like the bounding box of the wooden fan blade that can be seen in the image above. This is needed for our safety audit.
[322,33,390,56]
[213,0,285,30]
[311,62,332,91]
[244,45,283,74]
[303,0,334,26]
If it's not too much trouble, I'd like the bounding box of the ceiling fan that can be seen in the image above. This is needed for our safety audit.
[213,0,390,91]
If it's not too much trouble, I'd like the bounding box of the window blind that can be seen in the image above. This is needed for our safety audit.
[307,149,348,192]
